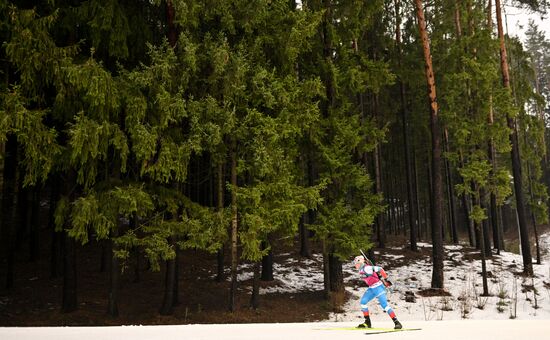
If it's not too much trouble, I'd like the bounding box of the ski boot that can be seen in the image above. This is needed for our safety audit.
[393,318,403,329]
[357,315,372,328]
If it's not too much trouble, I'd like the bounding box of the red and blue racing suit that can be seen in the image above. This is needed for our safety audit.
[358,264,396,319]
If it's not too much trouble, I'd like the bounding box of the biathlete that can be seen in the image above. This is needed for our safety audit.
[353,255,402,329]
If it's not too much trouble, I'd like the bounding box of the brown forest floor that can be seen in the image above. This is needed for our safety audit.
[0,223,547,327]
[0,228,342,326]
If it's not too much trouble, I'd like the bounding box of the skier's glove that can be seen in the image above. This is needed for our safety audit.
[384,280,393,287]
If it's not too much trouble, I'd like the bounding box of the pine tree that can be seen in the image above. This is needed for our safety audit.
[413,0,445,289]
[495,0,533,275]
[297,0,392,294]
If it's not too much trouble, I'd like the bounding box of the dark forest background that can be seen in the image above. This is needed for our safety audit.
[0,0,549,322]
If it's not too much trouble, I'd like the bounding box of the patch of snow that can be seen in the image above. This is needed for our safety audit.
[214,231,550,324]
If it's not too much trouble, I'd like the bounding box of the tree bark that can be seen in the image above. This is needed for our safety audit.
[15,179,29,252]
[229,138,238,311]
[261,242,274,281]
[414,0,445,288]
[373,95,386,248]
[486,0,503,255]
[473,187,490,296]
[300,158,314,258]
[495,0,533,275]
[130,214,141,283]
[49,175,62,278]
[173,249,180,306]
[107,230,120,317]
[299,215,312,258]
[321,0,334,115]
[100,240,108,273]
[216,161,225,282]
[61,168,78,313]
[250,261,260,309]
[396,34,418,249]
[487,0,493,29]
[2,135,18,289]
[50,229,63,279]
[166,0,177,47]
[159,244,176,315]
[525,134,542,265]
[412,149,423,240]
[29,183,41,262]
[62,233,78,313]
[328,253,344,292]
[444,130,459,244]
[322,240,330,300]
[481,191,493,258]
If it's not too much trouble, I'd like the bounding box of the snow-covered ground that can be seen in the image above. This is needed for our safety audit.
[335,239,550,324]
[1,233,549,339]
[336,233,550,324]
[1,319,548,340]
[236,232,550,325]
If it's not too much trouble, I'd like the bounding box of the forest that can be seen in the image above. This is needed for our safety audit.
[0,0,549,324]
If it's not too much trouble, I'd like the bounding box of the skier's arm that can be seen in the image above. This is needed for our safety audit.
[376,267,393,287]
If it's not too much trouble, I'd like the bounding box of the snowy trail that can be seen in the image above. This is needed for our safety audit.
[1,320,548,340]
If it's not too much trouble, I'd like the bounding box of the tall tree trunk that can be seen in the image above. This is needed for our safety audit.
[412,149,423,240]
[528,60,544,265]
[486,0,503,255]
[100,240,108,272]
[61,169,78,313]
[322,240,330,300]
[216,161,225,282]
[300,157,314,258]
[173,249,180,306]
[374,150,385,247]
[250,261,260,309]
[444,130,459,244]
[131,214,141,283]
[229,138,238,311]
[373,97,386,248]
[322,0,334,115]
[481,191,493,258]
[62,232,77,313]
[328,253,343,292]
[29,183,41,262]
[261,242,274,281]
[399,68,418,250]
[107,229,120,317]
[472,185,490,296]
[495,0,533,275]
[159,240,176,315]
[166,0,177,47]
[299,215,311,258]
[454,1,463,39]
[459,152,476,246]
[487,0,493,29]
[49,175,62,278]
[462,192,475,246]
[50,230,63,279]
[414,0,445,288]
[320,0,335,302]
[524,134,542,265]
[15,179,29,252]
[156,7,179,314]
[2,135,18,289]
[475,189,489,296]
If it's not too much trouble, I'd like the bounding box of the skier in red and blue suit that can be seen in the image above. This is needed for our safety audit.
[353,255,402,329]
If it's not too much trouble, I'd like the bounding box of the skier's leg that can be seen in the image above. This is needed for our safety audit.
[376,290,402,329]
[376,292,396,318]
[358,289,375,328]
